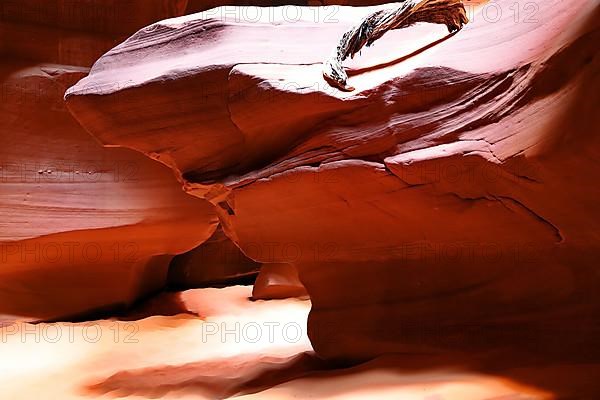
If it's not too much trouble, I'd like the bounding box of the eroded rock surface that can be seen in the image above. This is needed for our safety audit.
[0,1,399,67]
[0,0,193,67]
[66,0,599,361]
[252,263,308,300]
[0,62,218,321]
[168,227,260,288]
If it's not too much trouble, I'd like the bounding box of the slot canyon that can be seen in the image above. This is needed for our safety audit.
[1,0,599,399]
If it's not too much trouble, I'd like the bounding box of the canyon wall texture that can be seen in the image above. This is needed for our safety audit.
[0,0,313,321]
[168,227,260,288]
[0,1,220,320]
[2,0,598,366]
[65,0,600,361]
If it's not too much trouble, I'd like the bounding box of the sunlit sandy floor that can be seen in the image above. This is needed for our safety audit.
[0,286,596,399]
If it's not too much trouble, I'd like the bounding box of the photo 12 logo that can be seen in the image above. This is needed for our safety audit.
[0,241,139,265]
[199,5,340,24]
[1,322,139,344]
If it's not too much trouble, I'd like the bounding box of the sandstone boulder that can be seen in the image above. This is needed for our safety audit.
[252,263,308,300]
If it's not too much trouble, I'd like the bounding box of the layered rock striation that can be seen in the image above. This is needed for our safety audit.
[59,0,600,359]
[0,1,223,320]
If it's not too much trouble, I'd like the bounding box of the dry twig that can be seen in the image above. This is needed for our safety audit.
[323,0,468,91]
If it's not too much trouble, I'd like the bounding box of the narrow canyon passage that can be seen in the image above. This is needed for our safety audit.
[1,0,599,399]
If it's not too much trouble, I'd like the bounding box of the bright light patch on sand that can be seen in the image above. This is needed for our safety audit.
[0,286,553,399]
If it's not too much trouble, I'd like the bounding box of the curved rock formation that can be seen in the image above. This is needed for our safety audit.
[0,0,191,67]
[0,0,402,67]
[252,263,308,300]
[0,62,218,321]
[65,0,599,361]
[168,227,260,288]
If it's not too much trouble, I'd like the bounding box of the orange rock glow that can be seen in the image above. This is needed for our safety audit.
[1,0,599,399]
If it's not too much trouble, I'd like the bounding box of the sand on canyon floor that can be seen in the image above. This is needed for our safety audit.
[1,286,595,399]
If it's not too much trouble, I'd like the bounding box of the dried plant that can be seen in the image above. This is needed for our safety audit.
[323,0,468,91]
